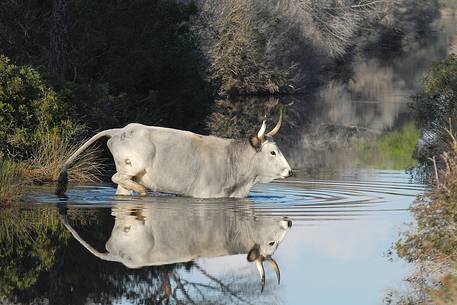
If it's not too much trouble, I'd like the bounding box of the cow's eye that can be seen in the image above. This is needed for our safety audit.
[270,151,276,156]
[268,241,275,246]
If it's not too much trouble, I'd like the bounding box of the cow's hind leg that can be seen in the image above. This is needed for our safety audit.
[112,173,147,196]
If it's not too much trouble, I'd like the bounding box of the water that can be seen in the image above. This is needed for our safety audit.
[1,169,424,305]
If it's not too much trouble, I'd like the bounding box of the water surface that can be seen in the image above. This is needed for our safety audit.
[1,169,424,305]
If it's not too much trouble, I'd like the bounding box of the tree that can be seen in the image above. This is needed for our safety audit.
[48,0,68,79]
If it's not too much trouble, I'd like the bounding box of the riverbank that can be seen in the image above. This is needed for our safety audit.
[393,32,457,303]
[395,127,457,304]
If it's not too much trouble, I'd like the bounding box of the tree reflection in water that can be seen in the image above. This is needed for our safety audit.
[0,200,290,305]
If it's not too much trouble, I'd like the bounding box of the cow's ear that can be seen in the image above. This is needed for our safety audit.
[131,209,146,224]
[247,244,260,262]
[249,136,262,152]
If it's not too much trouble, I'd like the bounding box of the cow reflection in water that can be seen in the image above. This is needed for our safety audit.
[60,202,292,293]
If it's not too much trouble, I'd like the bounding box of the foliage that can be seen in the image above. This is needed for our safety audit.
[0,159,29,205]
[0,0,210,133]
[354,122,420,170]
[0,55,79,159]
[0,0,443,140]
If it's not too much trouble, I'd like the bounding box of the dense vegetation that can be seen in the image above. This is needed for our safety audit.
[0,55,79,159]
[0,0,209,132]
[0,0,442,136]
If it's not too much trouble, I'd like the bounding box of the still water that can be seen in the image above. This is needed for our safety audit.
[1,169,424,305]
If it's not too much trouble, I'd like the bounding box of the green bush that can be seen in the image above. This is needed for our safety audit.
[0,55,78,159]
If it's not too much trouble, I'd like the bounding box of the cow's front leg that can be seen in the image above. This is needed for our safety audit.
[112,173,147,196]
[115,185,133,196]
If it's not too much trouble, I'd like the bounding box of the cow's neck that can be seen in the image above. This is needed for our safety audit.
[225,140,258,197]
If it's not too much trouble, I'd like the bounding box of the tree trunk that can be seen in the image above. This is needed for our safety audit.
[48,0,68,79]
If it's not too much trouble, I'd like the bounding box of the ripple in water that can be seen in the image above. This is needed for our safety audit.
[29,168,425,223]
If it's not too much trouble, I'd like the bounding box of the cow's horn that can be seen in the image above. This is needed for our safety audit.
[255,257,266,293]
[257,120,267,139]
[268,257,281,285]
[266,111,282,137]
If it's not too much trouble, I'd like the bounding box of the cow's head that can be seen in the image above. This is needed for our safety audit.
[249,112,292,183]
[246,216,292,292]
[105,208,154,268]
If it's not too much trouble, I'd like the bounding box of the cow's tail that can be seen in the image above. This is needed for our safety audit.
[55,129,118,195]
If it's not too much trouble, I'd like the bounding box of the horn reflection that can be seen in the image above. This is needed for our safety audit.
[268,257,281,285]
[255,258,266,293]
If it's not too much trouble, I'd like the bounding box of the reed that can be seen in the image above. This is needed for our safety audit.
[22,132,104,184]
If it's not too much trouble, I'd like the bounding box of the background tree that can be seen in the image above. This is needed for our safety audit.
[48,0,68,79]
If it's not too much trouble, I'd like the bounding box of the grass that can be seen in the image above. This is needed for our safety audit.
[354,122,420,170]
[22,131,104,184]
[0,131,105,205]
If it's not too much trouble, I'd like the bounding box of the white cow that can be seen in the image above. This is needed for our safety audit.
[56,113,292,198]
[59,201,292,292]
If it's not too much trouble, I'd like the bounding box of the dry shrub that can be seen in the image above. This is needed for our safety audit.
[22,132,104,183]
